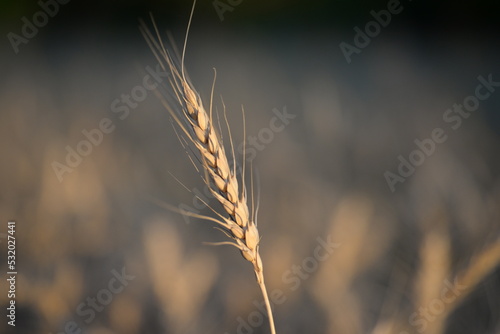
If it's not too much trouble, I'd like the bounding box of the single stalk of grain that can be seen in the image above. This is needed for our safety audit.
[139,3,276,334]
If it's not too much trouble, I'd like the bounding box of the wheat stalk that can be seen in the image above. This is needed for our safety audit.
[139,4,276,334]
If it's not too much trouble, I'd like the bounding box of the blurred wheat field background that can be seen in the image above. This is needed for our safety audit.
[0,1,500,334]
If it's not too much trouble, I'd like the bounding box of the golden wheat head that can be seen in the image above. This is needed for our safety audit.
[139,4,275,334]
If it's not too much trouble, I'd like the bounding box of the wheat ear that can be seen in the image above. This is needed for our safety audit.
[139,4,276,334]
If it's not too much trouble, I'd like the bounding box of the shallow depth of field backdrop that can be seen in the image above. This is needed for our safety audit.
[0,1,499,334]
